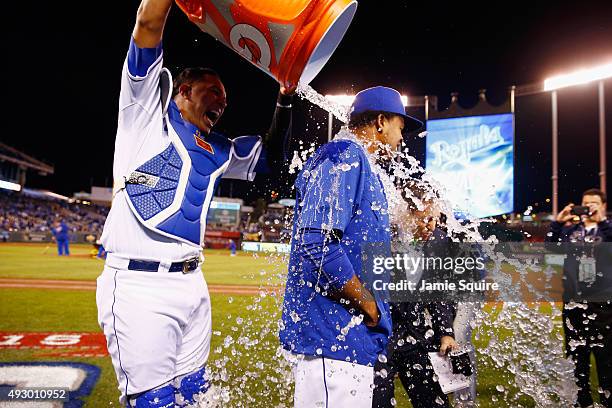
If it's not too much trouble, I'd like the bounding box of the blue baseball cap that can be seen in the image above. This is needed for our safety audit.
[349,86,423,133]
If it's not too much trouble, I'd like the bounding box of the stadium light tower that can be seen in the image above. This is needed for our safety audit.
[0,180,21,192]
[325,94,409,141]
[544,62,612,214]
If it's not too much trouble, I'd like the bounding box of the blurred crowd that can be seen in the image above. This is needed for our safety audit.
[0,190,562,244]
[0,191,109,236]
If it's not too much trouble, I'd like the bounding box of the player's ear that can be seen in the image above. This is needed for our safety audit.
[376,114,386,133]
[178,83,192,100]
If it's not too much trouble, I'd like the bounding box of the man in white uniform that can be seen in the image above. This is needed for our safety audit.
[96,1,293,406]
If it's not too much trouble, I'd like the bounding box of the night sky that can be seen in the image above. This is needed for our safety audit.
[3,1,612,212]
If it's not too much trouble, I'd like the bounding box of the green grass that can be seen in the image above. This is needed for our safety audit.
[0,289,99,332]
[0,243,285,286]
[0,243,104,280]
[0,287,288,407]
[0,243,604,407]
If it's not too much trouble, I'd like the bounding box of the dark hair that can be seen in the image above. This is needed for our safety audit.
[583,188,607,204]
[172,67,220,97]
[348,110,399,129]
[401,178,439,211]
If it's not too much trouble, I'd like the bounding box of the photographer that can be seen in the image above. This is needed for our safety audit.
[546,188,612,407]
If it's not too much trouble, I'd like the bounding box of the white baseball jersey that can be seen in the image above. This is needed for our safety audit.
[100,38,262,262]
[97,37,264,404]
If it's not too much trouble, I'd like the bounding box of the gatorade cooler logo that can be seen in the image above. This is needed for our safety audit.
[230,24,272,69]
[176,0,358,89]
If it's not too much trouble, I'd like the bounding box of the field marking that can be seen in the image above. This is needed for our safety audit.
[0,332,109,359]
[0,278,280,295]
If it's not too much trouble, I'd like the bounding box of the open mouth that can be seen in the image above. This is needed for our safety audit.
[204,110,221,126]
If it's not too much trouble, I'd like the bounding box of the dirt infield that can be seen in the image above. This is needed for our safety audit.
[0,278,280,295]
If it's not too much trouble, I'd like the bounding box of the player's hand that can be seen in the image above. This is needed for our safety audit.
[363,302,380,327]
[280,85,296,96]
[589,208,604,223]
[335,275,379,327]
[556,203,575,223]
[439,336,458,355]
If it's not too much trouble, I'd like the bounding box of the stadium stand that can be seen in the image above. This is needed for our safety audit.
[0,191,108,236]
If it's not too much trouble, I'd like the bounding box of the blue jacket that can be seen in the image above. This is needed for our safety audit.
[280,139,392,366]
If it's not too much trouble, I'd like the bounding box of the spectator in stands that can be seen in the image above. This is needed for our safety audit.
[51,219,70,256]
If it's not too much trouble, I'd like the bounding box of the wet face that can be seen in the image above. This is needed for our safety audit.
[176,74,227,134]
[412,201,440,240]
[378,115,405,151]
[582,194,606,218]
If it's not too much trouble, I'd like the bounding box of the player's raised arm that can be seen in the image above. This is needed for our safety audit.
[133,0,173,48]
[223,87,294,181]
[118,0,174,122]
[263,87,295,168]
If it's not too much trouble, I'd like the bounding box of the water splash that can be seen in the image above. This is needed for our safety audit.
[197,86,581,407]
[296,84,349,123]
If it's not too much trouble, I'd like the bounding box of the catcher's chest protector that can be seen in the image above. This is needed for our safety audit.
[123,101,232,247]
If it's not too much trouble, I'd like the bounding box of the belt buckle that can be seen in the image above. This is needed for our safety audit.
[182,257,198,274]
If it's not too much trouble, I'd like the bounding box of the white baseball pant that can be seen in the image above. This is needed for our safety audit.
[96,264,212,405]
[292,354,374,408]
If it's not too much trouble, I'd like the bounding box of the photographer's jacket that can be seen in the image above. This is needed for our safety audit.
[546,220,612,301]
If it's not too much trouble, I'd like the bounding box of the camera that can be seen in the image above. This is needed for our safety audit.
[449,349,473,377]
[570,206,592,217]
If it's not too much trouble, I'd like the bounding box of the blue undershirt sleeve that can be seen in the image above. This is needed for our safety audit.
[127,37,163,78]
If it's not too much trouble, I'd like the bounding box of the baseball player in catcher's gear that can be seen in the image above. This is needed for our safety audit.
[96,0,293,406]
[280,86,423,407]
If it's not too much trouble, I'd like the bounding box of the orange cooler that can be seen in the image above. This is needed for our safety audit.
[175,0,358,90]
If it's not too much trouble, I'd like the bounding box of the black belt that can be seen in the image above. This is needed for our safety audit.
[127,257,199,273]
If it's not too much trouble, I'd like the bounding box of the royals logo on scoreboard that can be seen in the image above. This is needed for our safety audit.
[426,113,514,218]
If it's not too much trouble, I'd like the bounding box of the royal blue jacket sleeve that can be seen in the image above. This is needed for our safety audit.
[295,230,355,290]
[292,146,364,289]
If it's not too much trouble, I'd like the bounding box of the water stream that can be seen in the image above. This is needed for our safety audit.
[199,85,583,407]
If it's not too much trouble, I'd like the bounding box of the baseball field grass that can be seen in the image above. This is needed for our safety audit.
[0,243,601,407]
